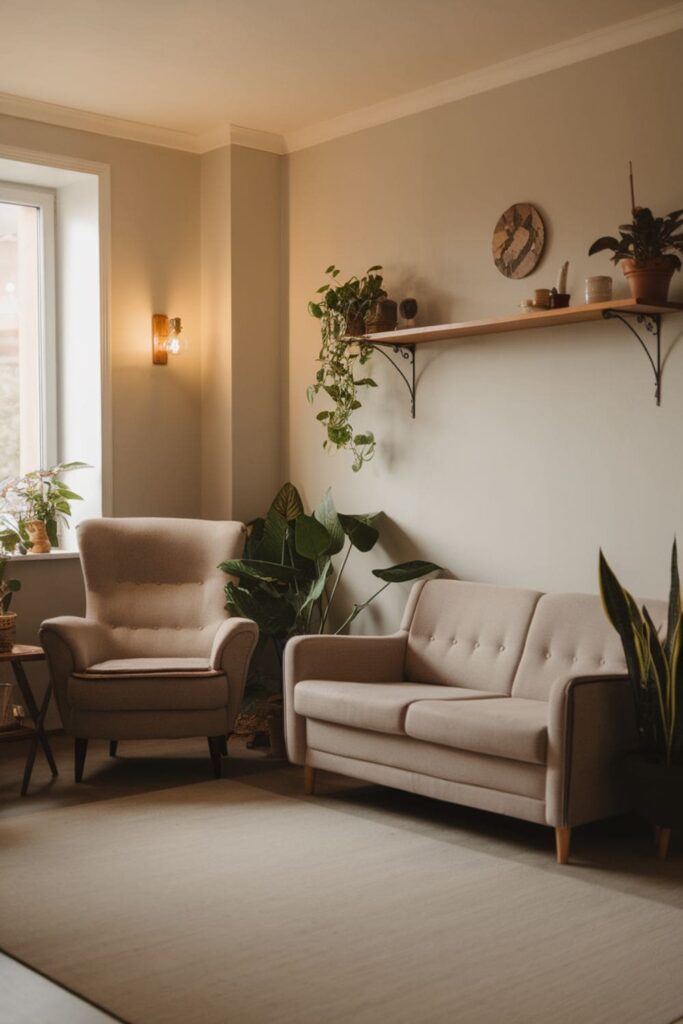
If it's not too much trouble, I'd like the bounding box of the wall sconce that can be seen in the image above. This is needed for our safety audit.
[152,314,184,365]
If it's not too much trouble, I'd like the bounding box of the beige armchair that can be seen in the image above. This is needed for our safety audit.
[40,518,258,781]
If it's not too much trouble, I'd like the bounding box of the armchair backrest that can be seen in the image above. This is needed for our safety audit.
[77,517,245,658]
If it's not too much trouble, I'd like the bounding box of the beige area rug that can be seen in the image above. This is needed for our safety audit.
[1,777,682,1024]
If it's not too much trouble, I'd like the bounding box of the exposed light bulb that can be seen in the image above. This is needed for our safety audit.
[165,316,184,355]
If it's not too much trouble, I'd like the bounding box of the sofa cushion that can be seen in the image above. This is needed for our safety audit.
[68,666,228,711]
[294,681,506,735]
[405,697,548,764]
[403,579,542,693]
[84,657,213,674]
[511,593,668,701]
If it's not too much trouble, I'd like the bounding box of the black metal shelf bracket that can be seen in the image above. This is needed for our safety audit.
[602,309,662,406]
[365,341,417,418]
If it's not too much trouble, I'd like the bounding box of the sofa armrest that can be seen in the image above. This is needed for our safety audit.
[546,673,636,829]
[209,618,259,730]
[39,617,112,728]
[283,632,408,765]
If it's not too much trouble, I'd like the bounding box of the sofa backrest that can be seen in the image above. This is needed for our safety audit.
[511,592,668,700]
[402,579,542,693]
[78,517,245,658]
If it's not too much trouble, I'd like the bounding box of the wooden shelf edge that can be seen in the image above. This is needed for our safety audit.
[359,298,683,346]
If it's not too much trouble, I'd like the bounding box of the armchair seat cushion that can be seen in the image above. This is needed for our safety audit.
[294,681,506,736]
[68,661,227,712]
[405,697,548,765]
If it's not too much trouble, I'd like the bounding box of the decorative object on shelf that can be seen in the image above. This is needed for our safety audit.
[308,265,387,472]
[533,288,551,309]
[25,520,51,554]
[366,298,397,334]
[599,540,683,860]
[221,481,441,746]
[0,462,89,553]
[492,203,545,279]
[0,557,20,653]
[588,163,682,304]
[552,261,570,307]
[585,275,613,304]
[399,297,418,328]
[152,314,185,365]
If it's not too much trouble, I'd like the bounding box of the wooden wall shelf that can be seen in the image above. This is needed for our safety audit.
[356,299,683,410]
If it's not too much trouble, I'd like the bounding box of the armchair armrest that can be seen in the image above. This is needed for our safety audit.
[284,632,408,765]
[546,673,635,829]
[39,617,112,727]
[209,618,259,731]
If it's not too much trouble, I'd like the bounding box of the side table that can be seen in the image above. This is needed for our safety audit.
[0,645,58,795]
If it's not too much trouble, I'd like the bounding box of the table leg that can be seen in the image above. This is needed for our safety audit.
[11,660,59,787]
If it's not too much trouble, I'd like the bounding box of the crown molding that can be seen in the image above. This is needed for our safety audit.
[0,92,286,156]
[285,3,683,152]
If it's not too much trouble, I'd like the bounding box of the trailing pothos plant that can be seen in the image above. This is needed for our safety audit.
[220,482,440,652]
[307,265,386,472]
[599,541,683,768]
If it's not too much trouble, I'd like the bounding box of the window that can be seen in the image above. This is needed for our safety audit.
[0,183,56,480]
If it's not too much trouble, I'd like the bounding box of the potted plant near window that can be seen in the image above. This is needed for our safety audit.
[0,557,21,652]
[588,168,683,304]
[0,461,88,553]
[599,542,683,860]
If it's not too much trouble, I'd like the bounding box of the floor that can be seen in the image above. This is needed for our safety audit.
[1,734,682,1024]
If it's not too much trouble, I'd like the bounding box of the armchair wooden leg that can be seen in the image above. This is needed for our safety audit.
[207,736,223,779]
[74,738,88,783]
[655,826,672,861]
[109,740,118,757]
[555,826,571,865]
[304,766,316,795]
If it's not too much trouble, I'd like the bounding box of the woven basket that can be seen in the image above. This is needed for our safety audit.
[0,612,17,653]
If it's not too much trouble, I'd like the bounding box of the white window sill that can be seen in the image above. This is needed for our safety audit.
[4,550,80,562]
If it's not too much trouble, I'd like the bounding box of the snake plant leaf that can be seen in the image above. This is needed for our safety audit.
[599,551,645,688]
[666,539,681,660]
[372,560,441,583]
[338,512,380,552]
[219,559,299,585]
[314,488,345,555]
[294,514,332,561]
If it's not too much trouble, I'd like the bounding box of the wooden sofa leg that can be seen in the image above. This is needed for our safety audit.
[74,738,88,783]
[207,736,223,779]
[655,826,672,861]
[109,740,118,757]
[304,766,316,795]
[555,826,571,865]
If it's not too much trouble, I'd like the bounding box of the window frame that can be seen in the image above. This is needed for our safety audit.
[0,180,57,471]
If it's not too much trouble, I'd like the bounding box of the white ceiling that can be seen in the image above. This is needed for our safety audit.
[0,0,680,150]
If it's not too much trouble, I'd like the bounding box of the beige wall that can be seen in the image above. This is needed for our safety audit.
[288,31,683,631]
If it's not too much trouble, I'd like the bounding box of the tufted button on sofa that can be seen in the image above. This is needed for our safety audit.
[284,579,666,864]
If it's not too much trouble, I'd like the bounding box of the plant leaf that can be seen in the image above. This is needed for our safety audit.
[314,488,345,555]
[219,558,299,584]
[338,512,380,552]
[372,560,441,583]
[270,482,304,522]
[294,513,332,561]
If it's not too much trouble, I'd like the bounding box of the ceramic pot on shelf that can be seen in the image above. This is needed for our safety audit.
[0,612,17,653]
[25,520,51,554]
[621,257,677,305]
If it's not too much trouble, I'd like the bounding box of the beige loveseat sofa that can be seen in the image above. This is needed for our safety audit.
[284,579,665,863]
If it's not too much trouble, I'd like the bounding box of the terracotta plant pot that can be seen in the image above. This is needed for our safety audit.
[25,519,51,554]
[621,257,677,305]
[0,611,17,653]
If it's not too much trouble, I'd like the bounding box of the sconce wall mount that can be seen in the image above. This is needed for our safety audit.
[152,314,184,365]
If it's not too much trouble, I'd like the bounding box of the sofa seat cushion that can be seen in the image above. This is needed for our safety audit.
[405,697,548,765]
[294,681,506,735]
[83,657,213,675]
[68,661,227,711]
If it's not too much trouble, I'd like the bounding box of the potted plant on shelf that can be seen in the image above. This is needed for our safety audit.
[220,481,441,750]
[599,541,683,860]
[588,166,683,304]
[0,557,21,652]
[307,265,387,472]
[0,461,88,553]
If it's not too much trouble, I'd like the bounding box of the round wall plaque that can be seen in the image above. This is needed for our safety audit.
[492,203,545,279]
